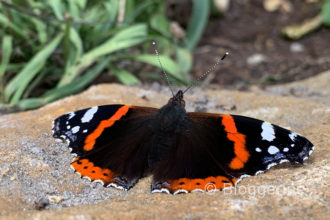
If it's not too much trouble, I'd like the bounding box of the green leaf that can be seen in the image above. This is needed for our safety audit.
[31,17,47,44]
[175,47,192,80]
[5,33,64,104]
[150,13,170,37]
[133,54,186,82]
[68,1,79,20]
[17,57,110,110]
[185,0,210,51]
[123,1,154,24]
[69,27,83,61]
[113,67,140,85]
[49,0,64,20]
[0,35,13,76]
[0,14,29,40]
[322,0,330,26]
[58,24,147,86]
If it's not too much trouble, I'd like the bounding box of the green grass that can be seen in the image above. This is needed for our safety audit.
[0,0,212,110]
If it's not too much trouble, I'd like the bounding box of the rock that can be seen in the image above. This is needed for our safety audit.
[213,0,230,12]
[265,70,330,104]
[246,53,266,66]
[48,196,63,204]
[170,22,186,39]
[0,74,329,219]
[263,0,292,12]
[290,42,304,53]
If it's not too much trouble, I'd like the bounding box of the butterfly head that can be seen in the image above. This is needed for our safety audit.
[168,90,185,107]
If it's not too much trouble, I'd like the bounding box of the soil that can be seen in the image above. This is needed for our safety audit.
[192,0,330,89]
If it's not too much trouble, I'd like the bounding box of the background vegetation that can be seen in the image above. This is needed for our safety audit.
[0,0,211,110]
[0,0,329,111]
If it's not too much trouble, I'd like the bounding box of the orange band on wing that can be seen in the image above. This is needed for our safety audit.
[83,105,130,151]
[71,157,115,184]
[222,114,250,169]
[168,176,234,192]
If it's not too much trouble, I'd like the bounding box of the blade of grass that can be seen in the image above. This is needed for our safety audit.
[48,0,64,20]
[5,33,63,104]
[123,1,154,24]
[322,0,330,26]
[0,35,12,103]
[185,0,210,51]
[58,24,147,86]
[31,17,47,44]
[112,66,140,85]
[175,46,192,80]
[132,54,187,83]
[0,14,29,40]
[0,35,12,76]
[17,57,110,110]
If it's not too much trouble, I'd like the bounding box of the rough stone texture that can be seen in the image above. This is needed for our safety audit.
[0,72,329,219]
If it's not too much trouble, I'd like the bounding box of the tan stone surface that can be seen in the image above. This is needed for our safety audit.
[0,73,329,219]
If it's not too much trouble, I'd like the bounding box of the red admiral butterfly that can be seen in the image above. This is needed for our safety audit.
[52,44,314,194]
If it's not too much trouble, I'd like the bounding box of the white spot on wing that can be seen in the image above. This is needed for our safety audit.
[68,112,75,119]
[107,183,125,190]
[83,129,88,133]
[279,159,289,164]
[71,126,80,134]
[93,180,105,185]
[255,170,264,175]
[256,147,262,152]
[283,147,289,152]
[67,125,71,129]
[261,122,275,141]
[291,144,295,147]
[82,176,91,182]
[289,132,297,141]
[266,162,277,169]
[152,188,170,194]
[81,107,98,123]
[268,146,279,155]
[191,189,204,193]
[173,189,188,195]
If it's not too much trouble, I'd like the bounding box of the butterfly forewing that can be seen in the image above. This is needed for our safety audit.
[188,112,314,177]
[53,105,157,189]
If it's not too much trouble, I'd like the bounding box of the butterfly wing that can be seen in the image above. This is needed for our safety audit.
[151,112,314,194]
[53,105,157,190]
[189,112,314,176]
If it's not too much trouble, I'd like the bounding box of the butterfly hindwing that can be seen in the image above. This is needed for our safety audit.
[151,114,238,194]
[53,105,157,190]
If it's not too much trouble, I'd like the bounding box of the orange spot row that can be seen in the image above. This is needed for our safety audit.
[221,115,250,170]
[169,176,233,192]
[84,105,130,151]
[71,157,115,184]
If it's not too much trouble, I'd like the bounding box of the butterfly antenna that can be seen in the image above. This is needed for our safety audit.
[183,52,229,94]
[152,41,175,96]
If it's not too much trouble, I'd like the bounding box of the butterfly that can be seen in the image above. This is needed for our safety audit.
[52,89,314,194]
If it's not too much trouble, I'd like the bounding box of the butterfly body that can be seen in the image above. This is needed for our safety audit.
[52,90,314,194]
